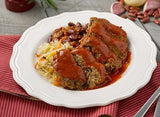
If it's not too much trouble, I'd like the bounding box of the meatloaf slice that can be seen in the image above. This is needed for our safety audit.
[89,17,127,41]
[53,49,86,90]
[80,34,122,73]
[71,47,111,89]
[87,17,129,61]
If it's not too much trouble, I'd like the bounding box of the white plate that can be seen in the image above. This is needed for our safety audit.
[10,11,157,108]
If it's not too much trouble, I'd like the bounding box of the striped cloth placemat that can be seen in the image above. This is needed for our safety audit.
[0,35,159,117]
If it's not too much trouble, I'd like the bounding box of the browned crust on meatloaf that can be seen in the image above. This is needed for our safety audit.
[87,17,129,61]
[53,49,86,90]
[80,34,122,73]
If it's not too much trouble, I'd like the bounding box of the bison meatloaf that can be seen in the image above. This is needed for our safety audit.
[53,48,110,90]
[80,17,129,73]
[53,49,86,90]
[35,17,130,90]
[71,47,110,89]
[80,34,122,73]
[87,17,128,61]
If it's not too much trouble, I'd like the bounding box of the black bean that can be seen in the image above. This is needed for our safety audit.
[77,26,82,32]
[55,27,62,33]
[65,31,70,36]
[67,29,74,34]
[68,22,75,26]
[76,22,82,27]
[69,34,78,41]
[84,23,88,30]
[57,32,64,39]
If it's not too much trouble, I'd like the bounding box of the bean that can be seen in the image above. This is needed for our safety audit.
[147,9,154,16]
[121,14,127,18]
[57,31,64,39]
[141,16,150,23]
[68,22,75,26]
[137,12,143,16]
[77,26,82,32]
[158,8,160,14]
[153,18,160,25]
[152,10,158,16]
[128,13,136,17]
[69,34,78,41]
[130,6,140,10]
[154,14,160,18]
[129,17,135,21]
[76,22,82,27]
[144,11,148,17]
[54,27,62,33]
[67,29,74,34]
[84,23,88,30]
[137,15,144,19]
[153,10,160,18]
[129,9,139,13]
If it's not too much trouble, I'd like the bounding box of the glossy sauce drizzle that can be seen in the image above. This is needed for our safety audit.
[96,51,131,89]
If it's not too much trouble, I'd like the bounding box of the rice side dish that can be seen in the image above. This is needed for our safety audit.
[35,40,73,86]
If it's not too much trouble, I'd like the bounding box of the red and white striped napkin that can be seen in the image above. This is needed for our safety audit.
[0,35,159,117]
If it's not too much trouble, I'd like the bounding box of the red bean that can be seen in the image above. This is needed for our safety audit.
[54,27,62,33]
[137,15,144,19]
[121,14,127,18]
[158,8,160,14]
[67,29,74,34]
[129,9,139,13]
[141,16,150,23]
[84,24,88,30]
[57,31,64,39]
[76,22,82,27]
[153,18,160,25]
[128,13,136,17]
[137,12,143,16]
[69,34,78,41]
[147,9,154,16]
[154,14,160,18]
[68,22,75,26]
[129,17,135,21]
[153,10,160,18]
[144,11,148,17]
[152,10,158,16]
[130,6,140,10]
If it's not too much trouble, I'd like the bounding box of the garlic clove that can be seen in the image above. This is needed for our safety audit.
[143,0,160,12]
[111,2,125,15]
